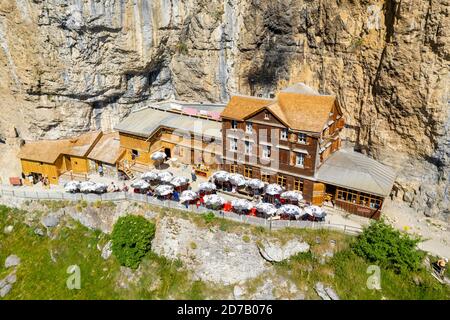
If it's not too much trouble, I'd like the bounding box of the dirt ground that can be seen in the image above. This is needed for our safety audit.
[383,199,449,259]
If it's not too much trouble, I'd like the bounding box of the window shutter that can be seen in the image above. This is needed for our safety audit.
[290,152,295,166]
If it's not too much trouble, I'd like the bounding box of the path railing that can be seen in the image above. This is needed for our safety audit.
[0,188,363,235]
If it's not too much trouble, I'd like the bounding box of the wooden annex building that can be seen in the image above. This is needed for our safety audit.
[18,131,123,184]
[114,101,224,178]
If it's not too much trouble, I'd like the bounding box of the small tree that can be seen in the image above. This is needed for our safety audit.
[352,220,424,274]
[111,215,156,269]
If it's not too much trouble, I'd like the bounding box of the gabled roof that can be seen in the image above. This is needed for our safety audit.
[87,132,124,165]
[18,131,102,164]
[219,95,274,120]
[275,92,337,132]
[220,83,340,133]
[316,149,396,197]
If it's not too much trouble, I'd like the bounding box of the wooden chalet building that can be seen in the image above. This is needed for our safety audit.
[220,84,396,219]
[18,131,103,184]
[114,101,224,178]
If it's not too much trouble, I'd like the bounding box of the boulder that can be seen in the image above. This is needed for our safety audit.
[314,282,340,300]
[258,239,310,262]
[5,273,17,285]
[5,255,20,268]
[34,228,45,236]
[0,284,12,298]
[3,225,13,234]
[314,282,330,300]
[233,285,246,299]
[101,240,113,260]
[41,215,59,228]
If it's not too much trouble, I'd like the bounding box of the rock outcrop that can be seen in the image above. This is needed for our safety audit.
[0,1,448,218]
[152,216,271,285]
[258,238,310,262]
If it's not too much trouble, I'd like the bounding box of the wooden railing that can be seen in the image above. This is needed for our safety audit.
[335,199,381,220]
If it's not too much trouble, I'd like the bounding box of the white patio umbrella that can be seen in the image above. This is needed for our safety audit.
[304,205,326,218]
[278,204,302,217]
[151,151,167,161]
[265,184,283,195]
[79,181,97,193]
[247,178,265,190]
[157,171,173,184]
[229,173,246,187]
[180,190,198,203]
[280,191,303,202]
[93,183,108,194]
[255,202,278,216]
[130,180,150,190]
[170,176,190,187]
[231,199,253,211]
[154,184,174,196]
[141,171,158,181]
[64,181,80,193]
[198,182,216,192]
[211,170,229,182]
[204,194,225,206]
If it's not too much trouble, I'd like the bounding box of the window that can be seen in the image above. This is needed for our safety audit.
[230,138,238,151]
[244,166,253,178]
[277,175,286,188]
[261,173,270,183]
[294,179,303,192]
[295,153,304,167]
[246,122,253,133]
[264,111,270,120]
[281,129,288,140]
[337,188,383,209]
[337,188,358,204]
[370,198,382,209]
[231,120,237,129]
[245,141,252,155]
[298,133,307,144]
[229,164,238,173]
[358,193,371,207]
[132,149,139,160]
[262,145,271,158]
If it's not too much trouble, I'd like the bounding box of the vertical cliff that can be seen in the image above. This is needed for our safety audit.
[0,0,448,218]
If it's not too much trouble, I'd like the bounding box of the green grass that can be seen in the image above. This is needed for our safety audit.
[0,206,120,299]
[0,205,218,300]
[39,200,72,212]
[273,238,450,300]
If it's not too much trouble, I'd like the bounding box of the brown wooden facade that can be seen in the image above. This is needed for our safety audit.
[221,98,343,206]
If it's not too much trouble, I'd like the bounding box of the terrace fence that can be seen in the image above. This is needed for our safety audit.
[0,188,363,236]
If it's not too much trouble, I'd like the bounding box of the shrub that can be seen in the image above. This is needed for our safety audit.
[242,235,250,243]
[111,215,156,269]
[352,220,424,274]
[176,42,189,55]
[202,212,216,224]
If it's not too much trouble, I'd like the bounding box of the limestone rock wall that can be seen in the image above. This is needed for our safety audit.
[0,0,448,218]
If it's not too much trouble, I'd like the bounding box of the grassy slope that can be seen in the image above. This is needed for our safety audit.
[0,205,215,300]
[0,203,449,300]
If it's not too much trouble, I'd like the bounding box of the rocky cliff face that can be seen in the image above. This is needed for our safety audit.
[0,0,448,218]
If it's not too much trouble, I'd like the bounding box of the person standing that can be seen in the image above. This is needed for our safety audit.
[437,258,448,277]
[98,165,104,177]
[191,167,197,182]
